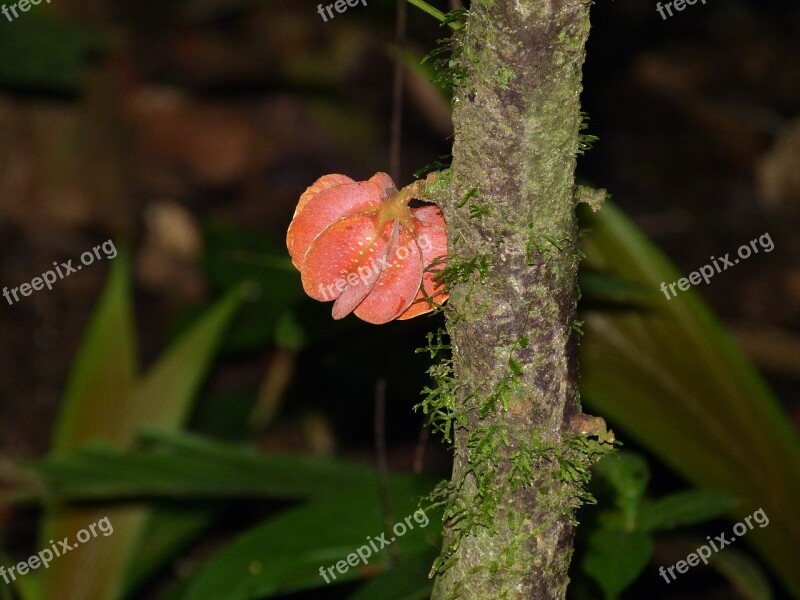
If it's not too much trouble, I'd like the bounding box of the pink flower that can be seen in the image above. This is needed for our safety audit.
[286,173,448,324]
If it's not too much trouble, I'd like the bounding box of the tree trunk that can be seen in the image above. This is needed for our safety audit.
[429,1,597,598]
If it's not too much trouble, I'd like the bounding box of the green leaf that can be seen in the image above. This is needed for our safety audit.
[580,202,800,598]
[123,505,216,595]
[181,478,439,600]
[127,287,245,432]
[20,430,386,503]
[38,257,243,600]
[15,429,439,598]
[508,357,524,376]
[0,13,105,92]
[201,221,301,354]
[638,490,738,533]
[710,547,773,600]
[40,252,140,600]
[593,452,649,528]
[405,0,449,25]
[50,250,138,453]
[578,270,648,303]
[273,310,305,351]
[348,557,435,600]
[582,528,652,600]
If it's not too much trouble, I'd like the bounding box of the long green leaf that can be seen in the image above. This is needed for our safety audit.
[127,288,244,433]
[123,505,216,594]
[580,202,800,598]
[39,256,243,600]
[40,253,138,600]
[16,430,388,503]
[638,490,737,533]
[181,477,439,600]
[124,288,246,598]
[50,251,138,453]
[710,547,774,600]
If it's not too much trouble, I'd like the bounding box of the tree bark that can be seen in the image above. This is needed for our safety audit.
[431,1,594,598]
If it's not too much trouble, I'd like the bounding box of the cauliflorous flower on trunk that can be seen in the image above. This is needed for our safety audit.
[286,172,448,324]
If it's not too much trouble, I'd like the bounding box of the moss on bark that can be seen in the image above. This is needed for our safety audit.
[429,1,598,598]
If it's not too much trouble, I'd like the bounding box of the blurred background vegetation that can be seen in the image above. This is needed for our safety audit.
[0,0,799,599]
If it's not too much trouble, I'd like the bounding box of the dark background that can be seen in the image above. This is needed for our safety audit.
[0,0,798,598]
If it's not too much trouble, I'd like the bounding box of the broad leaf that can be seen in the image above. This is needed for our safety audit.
[201,221,301,354]
[123,505,216,595]
[592,452,649,528]
[181,477,439,600]
[580,202,800,598]
[638,490,737,533]
[50,250,138,453]
[40,252,139,600]
[38,256,243,600]
[582,528,653,600]
[17,430,385,503]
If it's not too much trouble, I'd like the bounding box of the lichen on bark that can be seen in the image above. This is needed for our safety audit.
[425,1,606,598]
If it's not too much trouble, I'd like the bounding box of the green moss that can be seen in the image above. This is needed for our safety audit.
[423,9,470,100]
[526,230,574,264]
[417,322,614,581]
[494,66,514,90]
[414,0,608,596]
[577,112,600,157]
[435,254,492,286]
[421,168,453,200]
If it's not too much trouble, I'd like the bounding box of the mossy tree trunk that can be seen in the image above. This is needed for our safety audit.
[429,1,599,598]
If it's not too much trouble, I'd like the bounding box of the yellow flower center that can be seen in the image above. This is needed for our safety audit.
[377,182,420,232]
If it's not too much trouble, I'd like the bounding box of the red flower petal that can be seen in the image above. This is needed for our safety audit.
[287,172,449,324]
[287,175,353,265]
[368,172,397,199]
[294,174,354,217]
[300,213,395,316]
[332,221,401,320]
[411,205,447,264]
[286,180,382,269]
[354,227,424,324]
[397,205,448,320]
